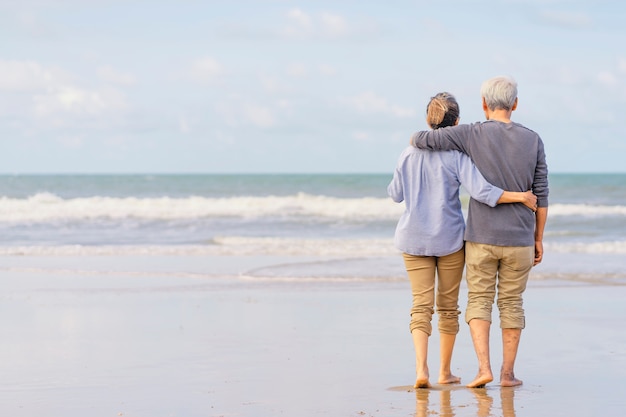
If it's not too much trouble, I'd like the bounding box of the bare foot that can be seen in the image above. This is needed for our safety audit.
[467,372,493,388]
[413,374,430,388]
[438,373,461,384]
[414,376,431,389]
[414,365,430,389]
[500,371,523,387]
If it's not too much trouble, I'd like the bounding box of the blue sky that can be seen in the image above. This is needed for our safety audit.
[1,0,624,174]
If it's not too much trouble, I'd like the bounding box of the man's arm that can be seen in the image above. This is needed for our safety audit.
[533,207,548,265]
[410,124,471,154]
[532,139,549,208]
[531,137,549,265]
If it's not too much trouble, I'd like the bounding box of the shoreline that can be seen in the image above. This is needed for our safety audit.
[0,254,625,416]
[2,250,626,284]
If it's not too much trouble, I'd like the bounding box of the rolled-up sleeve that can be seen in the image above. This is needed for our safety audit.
[533,138,549,207]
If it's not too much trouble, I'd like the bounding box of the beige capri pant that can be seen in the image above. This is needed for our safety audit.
[464,241,535,329]
[403,247,465,336]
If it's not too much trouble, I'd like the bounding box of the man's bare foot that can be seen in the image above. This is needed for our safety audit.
[466,372,493,388]
[438,373,461,384]
[500,371,523,387]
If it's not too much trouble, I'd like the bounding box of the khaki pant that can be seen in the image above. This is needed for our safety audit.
[464,242,534,329]
[403,248,465,336]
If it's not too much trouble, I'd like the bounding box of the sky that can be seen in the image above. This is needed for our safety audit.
[0,0,625,174]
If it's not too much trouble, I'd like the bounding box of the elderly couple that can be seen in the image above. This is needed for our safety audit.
[388,76,549,389]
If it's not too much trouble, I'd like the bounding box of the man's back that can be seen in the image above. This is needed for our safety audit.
[411,120,549,247]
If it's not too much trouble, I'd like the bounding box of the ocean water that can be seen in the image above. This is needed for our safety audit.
[1,173,624,283]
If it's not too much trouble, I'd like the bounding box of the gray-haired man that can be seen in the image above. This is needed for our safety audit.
[410,76,549,387]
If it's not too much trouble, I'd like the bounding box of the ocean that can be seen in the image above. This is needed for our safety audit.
[1,173,625,283]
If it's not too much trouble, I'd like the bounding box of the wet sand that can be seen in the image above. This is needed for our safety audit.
[1,255,625,416]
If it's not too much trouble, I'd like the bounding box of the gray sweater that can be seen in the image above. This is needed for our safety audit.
[411,120,549,247]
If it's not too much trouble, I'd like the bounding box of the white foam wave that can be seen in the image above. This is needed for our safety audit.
[1,193,623,223]
[545,240,626,254]
[1,237,624,257]
[0,192,403,222]
[0,237,399,257]
[548,203,626,217]
[213,236,398,256]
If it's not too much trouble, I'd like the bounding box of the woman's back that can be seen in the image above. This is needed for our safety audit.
[388,92,502,256]
[388,146,501,256]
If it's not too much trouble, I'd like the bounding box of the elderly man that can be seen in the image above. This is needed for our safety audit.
[410,76,549,388]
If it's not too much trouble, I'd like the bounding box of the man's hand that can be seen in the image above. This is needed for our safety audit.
[521,190,537,212]
[534,207,548,266]
[496,190,538,209]
[534,240,543,265]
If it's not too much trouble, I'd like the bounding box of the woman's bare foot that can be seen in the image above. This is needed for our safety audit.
[438,373,461,384]
[415,368,431,388]
[500,370,523,387]
[414,377,431,389]
[466,372,493,388]
[414,364,430,388]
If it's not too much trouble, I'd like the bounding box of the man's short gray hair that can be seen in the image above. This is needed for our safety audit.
[480,76,518,111]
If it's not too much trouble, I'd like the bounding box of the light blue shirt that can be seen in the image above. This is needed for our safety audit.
[388,147,503,256]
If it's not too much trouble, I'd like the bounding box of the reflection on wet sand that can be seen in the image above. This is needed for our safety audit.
[471,388,494,417]
[413,386,517,417]
[500,387,516,417]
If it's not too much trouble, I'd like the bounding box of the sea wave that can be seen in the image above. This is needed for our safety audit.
[0,238,397,257]
[0,192,403,222]
[545,240,626,254]
[1,193,625,223]
[1,237,625,256]
[548,203,626,217]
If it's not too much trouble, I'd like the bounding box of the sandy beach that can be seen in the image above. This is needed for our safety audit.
[1,254,625,417]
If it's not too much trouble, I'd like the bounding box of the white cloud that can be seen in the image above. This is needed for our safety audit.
[618,58,626,74]
[33,86,129,118]
[0,60,69,92]
[97,66,136,86]
[320,12,348,37]
[342,91,415,118]
[553,66,584,85]
[56,134,85,148]
[263,64,335,92]
[284,8,313,36]
[0,60,131,130]
[280,9,359,40]
[215,100,276,129]
[318,64,337,76]
[286,63,308,78]
[190,57,223,83]
[260,75,293,94]
[243,104,275,128]
[179,116,191,134]
[538,10,592,29]
[597,71,617,86]
[15,10,59,37]
[277,99,291,107]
